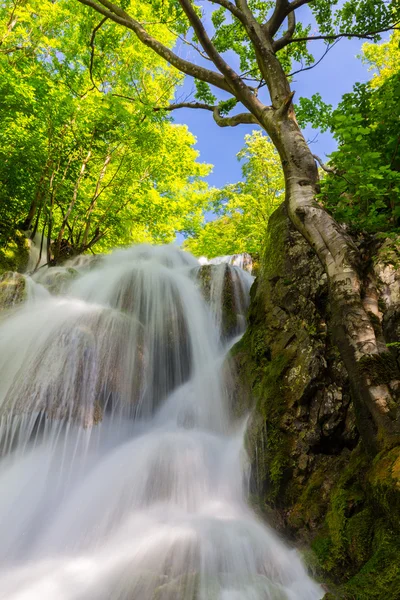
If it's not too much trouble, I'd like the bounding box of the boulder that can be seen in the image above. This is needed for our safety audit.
[0,231,29,275]
[0,272,26,309]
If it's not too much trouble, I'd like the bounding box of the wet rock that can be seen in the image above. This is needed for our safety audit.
[65,253,104,270]
[196,264,251,340]
[0,307,145,432]
[0,272,26,309]
[34,267,79,295]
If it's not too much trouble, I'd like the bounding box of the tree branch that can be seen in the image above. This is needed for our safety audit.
[265,0,290,37]
[154,101,260,127]
[212,107,260,127]
[284,21,400,45]
[276,90,295,117]
[273,10,296,52]
[288,39,339,77]
[172,30,211,61]
[289,0,313,10]
[313,154,337,175]
[89,16,108,91]
[178,0,237,83]
[207,0,245,22]
[265,0,312,38]
[77,0,233,93]
[154,101,215,112]
[234,0,255,22]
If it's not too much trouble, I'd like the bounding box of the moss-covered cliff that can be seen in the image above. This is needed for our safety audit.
[232,206,400,599]
[0,231,29,275]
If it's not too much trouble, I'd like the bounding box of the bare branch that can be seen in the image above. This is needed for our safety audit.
[265,1,290,37]
[212,107,260,127]
[89,16,108,91]
[284,21,400,45]
[266,0,311,39]
[154,102,215,112]
[288,39,339,77]
[313,154,337,174]
[289,0,313,10]
[234,0,255,22]
[77,0,233,93]
[273,10,296,52]
[171,30,211,61]
[154,101,260,127]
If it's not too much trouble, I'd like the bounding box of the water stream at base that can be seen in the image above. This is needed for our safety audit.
[0,245,323,600]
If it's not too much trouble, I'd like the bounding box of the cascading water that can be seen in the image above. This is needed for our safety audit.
[0,244,323,600]
[200,253,254,274]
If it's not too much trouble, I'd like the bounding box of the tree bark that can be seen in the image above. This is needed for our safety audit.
[262,110,400,452]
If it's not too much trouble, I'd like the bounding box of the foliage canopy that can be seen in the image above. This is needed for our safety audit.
[0,0,211,264]
[184,131,284,257]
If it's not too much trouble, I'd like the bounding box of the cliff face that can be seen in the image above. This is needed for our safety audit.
[232,206,400,599]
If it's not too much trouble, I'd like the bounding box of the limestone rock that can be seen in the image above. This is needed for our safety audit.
[0,272,26,309]
[34,266,79,295]
[196,264,251,340]
[233,205,400,597]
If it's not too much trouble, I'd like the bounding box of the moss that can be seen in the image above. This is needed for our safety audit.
[236,205,400,598]
[245,350,293,503]
[340,525,400,599]
[288,461,334,530]
[0,231,29,275]
[358,353,399,386]
[346,508,374,567]
[368,447,400,528]
[0,272,27,309]
[301,445,400,599]
[261,205,287,279]
[305,450,368,574]
[311,536,334,568]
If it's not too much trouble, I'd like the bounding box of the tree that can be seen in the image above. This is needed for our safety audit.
[297,32,400,234]
[0,0,211,262]
[185,130,284,257]
[75,0,400,451]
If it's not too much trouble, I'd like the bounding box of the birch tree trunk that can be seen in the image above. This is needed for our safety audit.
[263,110,400,452]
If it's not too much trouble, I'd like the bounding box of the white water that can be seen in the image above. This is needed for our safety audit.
[200,253,254,274]
[0,245,323,600]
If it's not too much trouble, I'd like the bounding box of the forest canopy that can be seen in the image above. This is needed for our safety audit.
[1,0,400,266]
[0,0,212,264]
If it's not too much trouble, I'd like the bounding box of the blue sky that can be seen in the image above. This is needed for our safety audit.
[170,10,375,190]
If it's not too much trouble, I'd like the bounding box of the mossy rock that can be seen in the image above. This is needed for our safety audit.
[305,446,400,599]
[0,272,27,309]
[0,232,29,275]
[368,446,400,528]
[36,267,79,295]
[195,264,247,339]
[341,529,400,599]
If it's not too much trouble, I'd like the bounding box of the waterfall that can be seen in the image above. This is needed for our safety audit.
[200,253,254,274]
[0,244,323,600]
